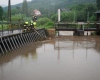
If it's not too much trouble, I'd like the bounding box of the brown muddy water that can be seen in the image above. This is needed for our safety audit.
[0,36,100,80]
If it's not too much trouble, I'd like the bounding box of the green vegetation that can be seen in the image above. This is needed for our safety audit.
[96,0,100,10]
[0,25,8,30]
[1,0,100,29]
[22,0,28,16]
[11,13,31,21]
[0,6,3,21]
[37,17,54,29]
[0,23,21,31]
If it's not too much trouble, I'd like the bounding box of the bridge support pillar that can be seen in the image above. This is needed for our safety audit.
[73,30,84,36]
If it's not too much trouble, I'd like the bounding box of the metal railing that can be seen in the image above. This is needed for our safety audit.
[55,21,100,31]
[0,21,24,37]
[0,29,46,54]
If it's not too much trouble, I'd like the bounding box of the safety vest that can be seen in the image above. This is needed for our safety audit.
[30,21,33,25]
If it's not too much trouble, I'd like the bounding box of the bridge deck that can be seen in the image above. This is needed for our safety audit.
[0,30,22,38]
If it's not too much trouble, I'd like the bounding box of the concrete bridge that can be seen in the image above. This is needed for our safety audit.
[55,22,100,36]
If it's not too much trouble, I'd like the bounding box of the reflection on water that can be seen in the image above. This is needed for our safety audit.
[0,36,100,80]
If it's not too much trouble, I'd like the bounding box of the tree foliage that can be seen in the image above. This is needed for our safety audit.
[96,0,100,10]
[2,0,97,23]
[61,11,74,22]
[36,17,54,28]
[0,6,3,21]
[22,0,28,16]
[11,13,31,21]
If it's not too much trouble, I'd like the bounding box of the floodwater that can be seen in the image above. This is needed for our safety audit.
[0,36,100,80]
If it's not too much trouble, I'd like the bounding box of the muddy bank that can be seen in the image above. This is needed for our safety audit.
[46,29,55,37]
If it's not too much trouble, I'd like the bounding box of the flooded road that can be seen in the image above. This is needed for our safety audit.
[0,36,100,80]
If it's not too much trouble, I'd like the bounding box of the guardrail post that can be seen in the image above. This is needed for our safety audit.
[32,32,35,42]
[16,35,21,47]
[18,35,24,46]
[30,32,32,42]
[29,33,31,42]
[4,38,11,51]
[1,38,8,52]
[23,33,28,44]
[0,44,4,54]
[10,37,17,49]
[26,33,30,43]
[20,34,26,45]
[7,37,14,50]
[13,36,19,48]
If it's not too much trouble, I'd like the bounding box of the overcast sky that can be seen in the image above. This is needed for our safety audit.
[0,0,31,6]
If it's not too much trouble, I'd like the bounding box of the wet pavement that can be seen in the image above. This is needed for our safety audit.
[0,36,100,80]
[0,30,22,37]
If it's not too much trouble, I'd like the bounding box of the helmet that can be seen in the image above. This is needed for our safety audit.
[25,22,28,24]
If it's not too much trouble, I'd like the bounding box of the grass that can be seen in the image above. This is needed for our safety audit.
[0,25,8,30]
[0,24,21,31]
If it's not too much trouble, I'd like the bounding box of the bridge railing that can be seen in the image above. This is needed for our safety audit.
[55,22,77,29]
[0,21,24,36]
[0,28,46,54]
[55,22,100,31]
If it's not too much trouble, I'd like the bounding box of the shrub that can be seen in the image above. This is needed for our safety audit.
[11,14,31,21]
[45,21,54,26]
[89,15,96,21]
[37,17,54,29]
[37,17,52,25]
[51,14,58,22]
[11,14,23,21]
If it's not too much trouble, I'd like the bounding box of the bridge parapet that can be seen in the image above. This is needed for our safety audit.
[55,22,100,31]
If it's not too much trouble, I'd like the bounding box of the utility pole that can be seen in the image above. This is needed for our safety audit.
[87,12,89,22]
[8,0,11,22]
[58,9,61,22]
[73,11,76,22]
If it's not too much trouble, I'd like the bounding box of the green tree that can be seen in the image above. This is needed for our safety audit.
[11,8,19,15]
[61,11,74,22]
[51,14,58,22]
[16,6,21,13]
[22,0,28,16]
[0,6,3,21]
[84,4,97,16]
[96,0,100,10]
[89,15,96,21]
[77,11,86,21]
[71,4,97,22]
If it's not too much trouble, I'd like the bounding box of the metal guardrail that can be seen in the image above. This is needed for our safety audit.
[55,21,100,25]
[55,22,100,31]
[0,21,24,24]
[0,29,46,54]
[0,21,24,37]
